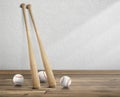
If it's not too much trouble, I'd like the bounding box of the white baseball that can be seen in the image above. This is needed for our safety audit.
[60,76,72,88]
[38,71,47,83]
[13,74,24,86]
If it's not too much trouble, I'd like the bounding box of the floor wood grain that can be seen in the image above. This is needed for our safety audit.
[0,70,120,97]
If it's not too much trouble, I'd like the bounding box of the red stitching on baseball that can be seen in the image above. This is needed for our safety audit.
[16,76,23,78]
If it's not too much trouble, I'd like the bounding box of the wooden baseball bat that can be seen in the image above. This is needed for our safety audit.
[20,3,41,89]
[26,4,56,88]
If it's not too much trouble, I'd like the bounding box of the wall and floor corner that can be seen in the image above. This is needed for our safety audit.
[0,0,120,70]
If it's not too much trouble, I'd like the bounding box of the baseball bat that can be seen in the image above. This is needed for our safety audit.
[20,3,41,89]
[26,4,56,88]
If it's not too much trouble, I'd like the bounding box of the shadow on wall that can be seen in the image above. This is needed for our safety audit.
[49,2,120,70]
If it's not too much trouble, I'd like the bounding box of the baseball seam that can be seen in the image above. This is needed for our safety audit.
[67,79,70,87]
[61,76,65,86]
[43,71,47,80]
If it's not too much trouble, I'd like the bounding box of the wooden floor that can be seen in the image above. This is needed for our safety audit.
[0,70,120,97]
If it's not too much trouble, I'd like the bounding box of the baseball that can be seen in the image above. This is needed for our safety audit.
[60,76,72,88]
[38,71,47,83]
[13,74,24,86]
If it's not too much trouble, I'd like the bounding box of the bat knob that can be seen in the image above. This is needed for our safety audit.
[20,3,26,8]
[26,4,32,9]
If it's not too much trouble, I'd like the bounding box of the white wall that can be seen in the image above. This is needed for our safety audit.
[0,0,120,70]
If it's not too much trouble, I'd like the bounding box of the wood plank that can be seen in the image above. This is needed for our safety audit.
[0,70,120,74]
[0,90,45,95]
[0,71,120,97]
